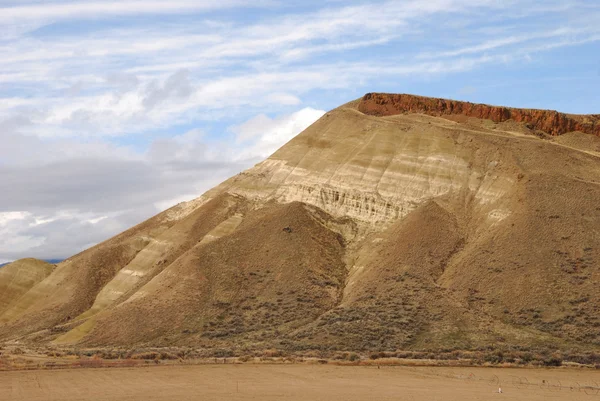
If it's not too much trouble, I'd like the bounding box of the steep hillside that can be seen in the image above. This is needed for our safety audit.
[58,202,347,347]
[0,259,55,316]
[1,94,600,354]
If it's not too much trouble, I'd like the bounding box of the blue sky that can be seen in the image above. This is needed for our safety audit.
[0,0,599,262]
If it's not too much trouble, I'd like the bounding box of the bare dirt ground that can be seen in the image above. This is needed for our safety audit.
[1,365,599,401]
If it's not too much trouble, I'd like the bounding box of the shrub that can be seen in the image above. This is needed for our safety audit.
[543,357,562,367]
[132,352,159,360]
[262,349,284,358]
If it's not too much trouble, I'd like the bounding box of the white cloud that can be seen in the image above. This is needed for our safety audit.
[0,1,263,23]
[0,212,47,254]
[232,107,326,159]
[234,114,274,142]
[10,56,515,140]
[418,26,600,59]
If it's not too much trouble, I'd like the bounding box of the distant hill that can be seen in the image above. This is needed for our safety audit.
[0,259,62,268]
[0,259,56,316]
[1,94,600,356]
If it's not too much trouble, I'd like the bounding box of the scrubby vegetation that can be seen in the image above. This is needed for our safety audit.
[3,343,600,371]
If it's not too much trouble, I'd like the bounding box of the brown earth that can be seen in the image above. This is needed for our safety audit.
[1,94,600,356]
[2,365,600,401]
[0,259,55,316]
[358,93,600,136]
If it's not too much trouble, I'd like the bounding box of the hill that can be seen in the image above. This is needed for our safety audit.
[0,259,56,316]
[1,94,599,356]
[0,259,62,268]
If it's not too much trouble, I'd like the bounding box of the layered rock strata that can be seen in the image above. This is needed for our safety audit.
[358,93,600,136]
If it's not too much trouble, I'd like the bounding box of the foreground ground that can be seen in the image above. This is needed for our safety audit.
[1,365,599,401]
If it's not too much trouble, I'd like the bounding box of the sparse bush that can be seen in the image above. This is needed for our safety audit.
[543,357,562,367]
[212,349,234,358]
[132,352,159,360]
[262,349,284,358]
[369,352,386,360]
[159,352,177,360]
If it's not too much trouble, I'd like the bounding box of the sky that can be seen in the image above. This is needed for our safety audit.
[0,0,599,263]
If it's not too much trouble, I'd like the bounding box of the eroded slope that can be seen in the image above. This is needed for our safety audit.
[67,202,347,347]
[0,259,55,315]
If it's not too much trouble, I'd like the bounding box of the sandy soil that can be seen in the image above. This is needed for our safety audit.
[1,365,599,401]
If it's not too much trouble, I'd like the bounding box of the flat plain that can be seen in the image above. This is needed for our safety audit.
[1,365,599,401]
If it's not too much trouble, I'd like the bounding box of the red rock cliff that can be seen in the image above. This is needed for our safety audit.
[358,93,600,137]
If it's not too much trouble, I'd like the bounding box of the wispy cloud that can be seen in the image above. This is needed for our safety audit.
[418,26,600,60]
[0,1,266,22]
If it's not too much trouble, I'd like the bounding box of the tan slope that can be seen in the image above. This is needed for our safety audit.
[0,194,245,341]
[551,131,600,154]
[291,199,564,352]
[439,167,600,344]
[0,259,55,315]
[74,194,247,322]
[65,202,347,347]
[287,200,471,351]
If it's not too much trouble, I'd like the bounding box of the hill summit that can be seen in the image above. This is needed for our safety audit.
[1,94,600,354]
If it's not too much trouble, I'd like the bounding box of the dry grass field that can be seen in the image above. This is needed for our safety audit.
[1,365,600,401]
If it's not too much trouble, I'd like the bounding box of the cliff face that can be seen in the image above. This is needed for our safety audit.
[358,93,600,136]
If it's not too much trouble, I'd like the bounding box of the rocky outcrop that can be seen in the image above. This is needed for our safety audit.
[358,93,600,136]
